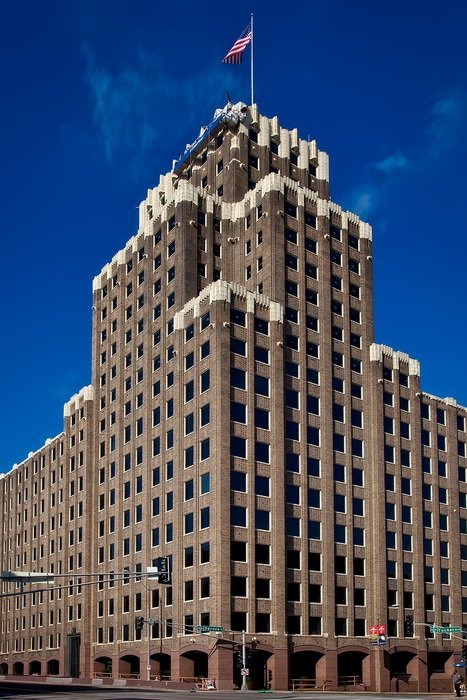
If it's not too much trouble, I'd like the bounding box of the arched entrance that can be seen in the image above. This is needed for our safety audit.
[290,650,324,686]
[248,648,273,690]
[29,660,41,675]
[390,650,417,691]
[12,661,24,675]
[180,650,208,681]
[337,650,367,687]
[119,654,140,678]
[47,659,60,675]
[150,652,171,679]
[427,651,452,692]
[0,663,8,674]
[94,656,112,677]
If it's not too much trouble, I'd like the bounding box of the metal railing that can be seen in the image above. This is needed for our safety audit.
[291,678,332,691]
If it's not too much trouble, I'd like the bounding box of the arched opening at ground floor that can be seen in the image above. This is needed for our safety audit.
[389,650,417,691]
[29,660,41,675]
[119,654,140,678]
[179,650,208,681]
[12,662,24,675]
[150,652,171,679]
[47,659,60,675]
[289,650,324,685]
[248,648,273,690]
[337,649,368,687]
[94,656,112,677]
[0,663,8,675]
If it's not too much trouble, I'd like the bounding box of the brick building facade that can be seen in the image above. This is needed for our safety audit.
[1,102,467,691]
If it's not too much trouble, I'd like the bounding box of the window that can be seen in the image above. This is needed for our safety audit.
[231,368,246,390]
[421,403,430,419]
[401,477,411,495]
[333,433,345,452]
[330,250,342,265]
[185,380,194,402]
[254,375,269,397]
[334,494,346,513]
[200,472,210,494]
[255,441,270,462]
[335,524,346,543]
[287,517,300,536]
[231,436,246,458]
[200,506,210,528]
[184,513,194,534]
[231,471,247,492]
[255,509,270,530]
[285,227,297,244]
[200,370,210,393]
[231,506,247,527]
[200,438,210,460]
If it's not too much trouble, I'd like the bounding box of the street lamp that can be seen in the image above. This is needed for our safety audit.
[0,571,55,584]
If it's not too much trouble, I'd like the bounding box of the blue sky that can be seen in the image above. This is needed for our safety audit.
[1,0,466,471]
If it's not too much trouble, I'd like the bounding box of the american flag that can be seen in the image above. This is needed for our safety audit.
[222,24,252,64]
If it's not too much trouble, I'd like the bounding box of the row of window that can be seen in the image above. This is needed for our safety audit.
[421,404,466,431]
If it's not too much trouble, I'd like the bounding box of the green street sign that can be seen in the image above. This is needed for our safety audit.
[430,626,461,633]
[196,625,224,633]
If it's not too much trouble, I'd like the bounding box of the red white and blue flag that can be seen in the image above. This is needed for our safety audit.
[222,24,252,64]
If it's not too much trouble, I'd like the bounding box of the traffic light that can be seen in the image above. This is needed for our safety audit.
[404,615,414,637]
[463,645,467,660]
[135,616,145,631]
[267,669,273,682]
[234,651,242,668]
[245,647,252,666]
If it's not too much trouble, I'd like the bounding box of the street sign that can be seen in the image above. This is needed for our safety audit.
[241,669,249,676]
[430,626,461,633]
[196,625,224,633]
[369,623,386,635]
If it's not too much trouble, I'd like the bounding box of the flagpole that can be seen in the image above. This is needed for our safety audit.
[250,12,254,106]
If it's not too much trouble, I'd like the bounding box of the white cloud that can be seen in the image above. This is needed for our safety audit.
[347,185,381,219]
[425,90,467,157]
[343,89,467,220]
[374,150,408,174]
[82,45,242,167]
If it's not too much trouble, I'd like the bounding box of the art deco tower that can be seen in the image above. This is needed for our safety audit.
[1,103,466,692]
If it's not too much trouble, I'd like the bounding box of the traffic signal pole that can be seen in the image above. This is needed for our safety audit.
[241,629,247,691]
[146,617,151,682]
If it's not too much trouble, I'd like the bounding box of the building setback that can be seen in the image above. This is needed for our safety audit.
[1,102,467,691]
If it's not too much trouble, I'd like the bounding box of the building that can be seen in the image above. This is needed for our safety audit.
[1,102,467,691]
